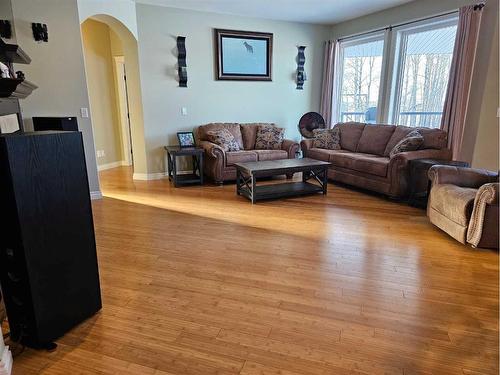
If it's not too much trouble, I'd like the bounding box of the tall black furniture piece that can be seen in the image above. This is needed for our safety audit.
[0,131,102,349]
[164,145,204,187]
[33,116,78,132]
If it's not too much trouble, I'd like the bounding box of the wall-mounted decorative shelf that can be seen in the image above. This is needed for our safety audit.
[0,41,31,64]
[177,36,187,87]
[296,46,306,90]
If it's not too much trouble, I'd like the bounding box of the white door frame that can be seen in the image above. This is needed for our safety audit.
[113,56,133,166]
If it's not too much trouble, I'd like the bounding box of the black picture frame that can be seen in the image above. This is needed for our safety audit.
[176,131,196,148]
[215,28,273,81]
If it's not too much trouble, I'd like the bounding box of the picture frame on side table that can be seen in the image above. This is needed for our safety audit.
[177,131,196,148]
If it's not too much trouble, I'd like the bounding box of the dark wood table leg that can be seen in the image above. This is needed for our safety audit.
[199,153,204,185]
[167,151,173,181]
[236,168,241,195]
[172,155,178,187]
[251,174,256,204]
[322,167,328,195]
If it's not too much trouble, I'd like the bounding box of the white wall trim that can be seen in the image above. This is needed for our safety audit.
[97,160,130,171]
[90,191,103,200]
[132,172,167,180]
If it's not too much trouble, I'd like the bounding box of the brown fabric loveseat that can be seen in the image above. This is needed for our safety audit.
[301,122,452,198]
[195,123,299,184]
[427,165,499,249]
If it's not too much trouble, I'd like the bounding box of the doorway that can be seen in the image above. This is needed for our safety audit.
[113,56,133,167]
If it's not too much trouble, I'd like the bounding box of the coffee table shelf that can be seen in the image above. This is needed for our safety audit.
[234,158,331,203]
[238,181,324,201]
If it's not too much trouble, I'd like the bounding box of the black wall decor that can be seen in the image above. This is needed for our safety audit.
[32,23,48,42]
[177,36,187,87]
[0,20,12,39]
[296,46,306,90]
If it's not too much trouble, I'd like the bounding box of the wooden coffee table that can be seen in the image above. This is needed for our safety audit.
[234,158,331,203]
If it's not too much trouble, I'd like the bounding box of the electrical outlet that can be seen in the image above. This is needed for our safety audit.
[181,107,187,116]
[96,150,105,158]
[81,107,89,118]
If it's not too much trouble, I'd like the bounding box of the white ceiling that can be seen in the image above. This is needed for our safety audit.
[134,0,415,25]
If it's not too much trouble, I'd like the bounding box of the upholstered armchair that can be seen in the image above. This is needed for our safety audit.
[427,165,499,249]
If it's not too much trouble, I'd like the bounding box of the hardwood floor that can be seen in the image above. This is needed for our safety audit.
[11,167,499,374]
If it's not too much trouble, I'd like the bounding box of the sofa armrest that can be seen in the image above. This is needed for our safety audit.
[387,148,452,198]
[300,139,314,155]
[467,183,499,247]
[281,139,299,158]
[390,148,452,167]
[428,165,499,189]
[198,140,225,159]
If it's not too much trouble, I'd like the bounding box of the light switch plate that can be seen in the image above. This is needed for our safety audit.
[81,107,89,118]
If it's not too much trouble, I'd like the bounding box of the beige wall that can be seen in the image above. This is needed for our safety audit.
[10,0,100,194]
[136,5,331,174]
[81,19,124,167]
[331,0,499,170]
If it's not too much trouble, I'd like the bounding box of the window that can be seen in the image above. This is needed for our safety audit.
[333,14,458,128]
[334,34,385,124]
[391,19,458,128]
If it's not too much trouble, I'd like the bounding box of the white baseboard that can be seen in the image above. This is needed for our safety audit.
[98,160,130,171]
[90,191,103,200]
[132,172,167,180]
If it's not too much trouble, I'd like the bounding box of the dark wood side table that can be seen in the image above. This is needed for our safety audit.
[164,146,204,187]
[408,158,470,208]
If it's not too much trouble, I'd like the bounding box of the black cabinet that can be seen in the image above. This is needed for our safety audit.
[0,131,101,348]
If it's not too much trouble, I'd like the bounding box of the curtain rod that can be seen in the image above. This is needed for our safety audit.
[337,8,462,42]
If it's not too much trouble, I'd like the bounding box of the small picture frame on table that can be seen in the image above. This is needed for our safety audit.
[177,131,196,148]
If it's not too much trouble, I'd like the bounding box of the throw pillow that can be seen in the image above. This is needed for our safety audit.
[312,127,341,150]
[206,129,240,152]
[389,130,424,158]
[254,126,285,150]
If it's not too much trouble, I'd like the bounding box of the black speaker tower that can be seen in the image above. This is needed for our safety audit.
[0,131,102,349]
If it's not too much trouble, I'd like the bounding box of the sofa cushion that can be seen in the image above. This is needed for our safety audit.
[430,184,477,226]
[331,152,389,177]
[356,124,396,156]
[384,126,447,155]
[255,125,285,150]
[307,148,350,162]
[198,123,244,149]
[389,130,424,158]
[240,123,274,150]
[336,122,366,151]
[226,150,257,166]
[312,127,341,150]
[254,149,288,161]
[206,129,240,152]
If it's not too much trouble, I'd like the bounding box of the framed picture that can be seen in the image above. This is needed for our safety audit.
[177,132,196,148]
[215,29,273,81]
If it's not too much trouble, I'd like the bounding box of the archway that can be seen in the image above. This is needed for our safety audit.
[80,14,147,183]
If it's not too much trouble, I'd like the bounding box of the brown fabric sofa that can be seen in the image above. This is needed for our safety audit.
[427,165,499,249]
[301,122,452,198]
[195,123,299,184]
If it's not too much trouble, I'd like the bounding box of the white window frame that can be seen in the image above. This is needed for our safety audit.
[332,13,459,127]
[332,31,386,124]
[387,14,459,126]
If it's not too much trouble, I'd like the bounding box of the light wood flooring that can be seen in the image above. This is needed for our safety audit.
[12,167,499,374]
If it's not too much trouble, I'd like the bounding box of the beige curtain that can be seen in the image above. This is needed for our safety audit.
[319,40,337,128]
[441,4,483,159]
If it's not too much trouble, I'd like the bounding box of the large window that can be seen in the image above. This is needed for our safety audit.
[391,20,458,127]
[335,34,385,124]
[333,15,458,128]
